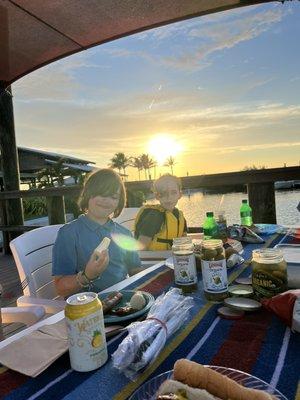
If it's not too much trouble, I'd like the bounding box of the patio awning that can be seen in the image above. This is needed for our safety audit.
[0,0,276,88]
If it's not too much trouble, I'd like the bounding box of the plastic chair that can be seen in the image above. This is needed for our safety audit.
[113,207,139,231]
[9,225,66,314]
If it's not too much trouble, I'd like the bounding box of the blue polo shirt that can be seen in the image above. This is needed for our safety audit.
[52,214,141,292]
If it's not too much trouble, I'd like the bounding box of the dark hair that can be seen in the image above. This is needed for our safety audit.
[78,169,126,217]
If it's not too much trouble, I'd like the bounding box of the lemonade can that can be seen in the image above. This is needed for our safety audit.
[65,292,108,372]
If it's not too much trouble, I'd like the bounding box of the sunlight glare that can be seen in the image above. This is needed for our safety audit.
[148,135,182,164]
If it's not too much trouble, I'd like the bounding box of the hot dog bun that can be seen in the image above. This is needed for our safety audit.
[157,379,219,399]
[174,359,275,400]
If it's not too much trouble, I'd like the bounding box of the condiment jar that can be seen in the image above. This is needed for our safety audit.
[172,237,198,293]
[251,248,287,299]
[200,239,228,302]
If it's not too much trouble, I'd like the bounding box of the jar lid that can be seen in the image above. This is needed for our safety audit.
[228,284,253,297]
[235,276,252,285]
[202,239,223,249]
[218,306,245,320]
[224,297,261,311]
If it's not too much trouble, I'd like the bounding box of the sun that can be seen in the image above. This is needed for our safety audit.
[148,135,182,164]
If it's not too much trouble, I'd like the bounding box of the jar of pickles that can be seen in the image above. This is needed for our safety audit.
[200,239,228,302]
[172,237,198,293]
[252,248,287,299]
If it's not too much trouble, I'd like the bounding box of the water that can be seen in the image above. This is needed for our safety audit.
[173,190,300,227]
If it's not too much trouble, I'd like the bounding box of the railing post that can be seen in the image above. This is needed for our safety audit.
[247,182,276,224]
[0,199,10,253]
[47,196,66,225]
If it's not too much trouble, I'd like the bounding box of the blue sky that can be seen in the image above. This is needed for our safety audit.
[13,2,300,179]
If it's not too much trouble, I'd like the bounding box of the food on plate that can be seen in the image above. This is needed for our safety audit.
[171,359,275,400]
[156,379,218,399]
[101,292,123,314]
[94,237,111,255]
[130,291,146,310]
[110,305,135,316]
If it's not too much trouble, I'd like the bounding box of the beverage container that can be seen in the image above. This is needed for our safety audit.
[252,249,287,299]
[200,239,228,301]
[172,237,198,293]
[216,211,227,241]
[65,292,108,372]
[240,199,253,226]
[203,212,218,240]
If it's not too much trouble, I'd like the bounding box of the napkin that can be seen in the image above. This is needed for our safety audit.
[0,319,68,377]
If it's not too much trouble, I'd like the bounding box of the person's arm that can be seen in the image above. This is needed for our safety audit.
[52,226,109,298]
[137,235,153,250]
[54,251,109,298]
[135,210,164,250]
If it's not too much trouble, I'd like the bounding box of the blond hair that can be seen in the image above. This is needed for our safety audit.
[153,173,182,193]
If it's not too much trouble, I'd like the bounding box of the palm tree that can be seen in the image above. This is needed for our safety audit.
[164,156,176,175]
[140,154,156,180]
[109,152,130,178]
[130,156,143,180]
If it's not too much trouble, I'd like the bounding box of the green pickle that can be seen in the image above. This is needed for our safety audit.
[200,239,228,302]
[251,249,287,299]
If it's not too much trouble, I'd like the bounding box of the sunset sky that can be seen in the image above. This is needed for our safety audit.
[12,2,300,180]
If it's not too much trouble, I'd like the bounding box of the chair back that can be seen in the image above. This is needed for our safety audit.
[9,225,63,299]
[113,207,139,231]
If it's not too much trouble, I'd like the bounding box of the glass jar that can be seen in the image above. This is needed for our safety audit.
[172,237,198,293]
[193,239,202,272]
[200,239,228,302]
[252,249,287,299]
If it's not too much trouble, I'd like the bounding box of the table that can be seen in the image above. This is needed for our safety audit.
[1,229,299,400]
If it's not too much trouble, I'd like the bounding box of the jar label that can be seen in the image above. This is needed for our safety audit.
[173,253,197,285]
[201,259,228,293]
[252,270,287,298]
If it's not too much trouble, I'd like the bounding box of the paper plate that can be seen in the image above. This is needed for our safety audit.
[98,290,154,324]
[129,366,287,400]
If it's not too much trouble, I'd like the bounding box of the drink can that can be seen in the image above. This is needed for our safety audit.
[65,292,108,372]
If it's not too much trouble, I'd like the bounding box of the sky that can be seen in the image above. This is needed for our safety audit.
[12,2,300,180]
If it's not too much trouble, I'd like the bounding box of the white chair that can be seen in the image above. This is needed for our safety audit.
[113,207,139,231]
[9,225,66,314]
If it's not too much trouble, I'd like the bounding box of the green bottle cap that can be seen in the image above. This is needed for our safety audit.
[242,199,248,204]
[206,211,214,217]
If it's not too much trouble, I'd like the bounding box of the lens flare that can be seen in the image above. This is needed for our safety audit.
[111,233,143,251]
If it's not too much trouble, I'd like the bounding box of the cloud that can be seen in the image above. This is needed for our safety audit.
[163,8,285,70]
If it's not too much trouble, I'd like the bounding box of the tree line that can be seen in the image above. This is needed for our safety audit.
[109,153,176,180]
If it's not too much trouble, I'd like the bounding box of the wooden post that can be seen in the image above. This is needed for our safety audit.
[47,196,66,225]
[247,182,276,224]
[0,86,24,249]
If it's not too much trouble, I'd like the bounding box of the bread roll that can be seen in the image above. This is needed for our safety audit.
[174,359,275,400]
[157,379,218,399]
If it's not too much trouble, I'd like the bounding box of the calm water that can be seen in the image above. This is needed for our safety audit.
[150,190,300,227]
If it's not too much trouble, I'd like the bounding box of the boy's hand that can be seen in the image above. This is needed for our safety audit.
[85,250,109,280]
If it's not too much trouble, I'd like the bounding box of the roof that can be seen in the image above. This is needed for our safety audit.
[0,0,277,88]
[19,147,94,165]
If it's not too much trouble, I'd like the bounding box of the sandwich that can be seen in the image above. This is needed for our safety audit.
[156,359,275,400]
[94,237,111,254]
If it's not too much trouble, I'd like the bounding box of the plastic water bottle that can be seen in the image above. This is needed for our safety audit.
[240,199,253,226]
[203,212,218,239]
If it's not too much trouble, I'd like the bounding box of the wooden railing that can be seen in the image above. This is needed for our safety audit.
[0,166,299,254]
